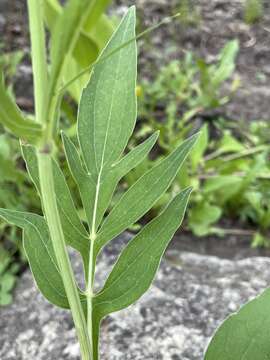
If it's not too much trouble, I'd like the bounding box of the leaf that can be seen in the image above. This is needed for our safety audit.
[73,32,99,68]
[44,0,113,102]
[48,0,101,100]
[0,209,70,308]
[204,175,242,193]
[62,131,159,228]
[189,202,222,236]
[204,287,270,360]
[92,187,192,357]
[0,292,12,306]
[190,124,208,169]
[83,0,112,34]
[96,133,199,255]
[212,40,239,87]
[0,72,43,143]
[1,273,16,292]
[218,130,245,153]
[75,7,137,232]
[21,144,90,277]
[78,7,137,176]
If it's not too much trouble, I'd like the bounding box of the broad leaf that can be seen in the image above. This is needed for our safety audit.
[0,72,43,143]
[21,145,90,277]
[205,288,270,360]
[92,187,192,357]
[0,209,70,308]
[62,131,159,227]
[96,133,199,255]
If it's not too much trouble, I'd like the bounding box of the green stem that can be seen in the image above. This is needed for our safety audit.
[86,233,95,357]
[38,152,92,360]
[86,171,102,357]
[27,0,48,125]
[27,1,93,358]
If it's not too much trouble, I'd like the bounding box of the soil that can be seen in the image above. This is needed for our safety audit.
[1,0,270,259]
[170,231,270,260]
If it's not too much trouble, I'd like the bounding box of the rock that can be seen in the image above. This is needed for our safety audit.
[1,233,270,359]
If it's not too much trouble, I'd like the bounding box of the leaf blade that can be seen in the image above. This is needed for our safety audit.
[21,145,90,276]
[204,288,270,360]
[0,73,43,143]
[93,187,192,317]
[96,133,199,253]
[0,209,69,308]
[77,6,137,176]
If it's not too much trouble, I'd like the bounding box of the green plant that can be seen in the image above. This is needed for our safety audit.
[129,40,270,246]
[244,0,263,24]
[177,0,200,25]
[0,48,39,305]
[0,3,197,359]
[0,0,115,308]
[0,244,19,306]
[204,277,270,359]
[137,40,239,151]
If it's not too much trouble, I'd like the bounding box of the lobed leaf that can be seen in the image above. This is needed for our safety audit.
[21,145,90,277]
[96,133,199,255]
[204,288,270,360]
[92,188,192,357]
[77,7,137,233]
[56,7,137,235]
[62,131,159,229]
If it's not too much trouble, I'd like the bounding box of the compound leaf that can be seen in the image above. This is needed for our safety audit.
[92,187,192,357]
[76,7,136,233]
[62,131,159,229]
[96,133,198,255]
[21,145,90,276]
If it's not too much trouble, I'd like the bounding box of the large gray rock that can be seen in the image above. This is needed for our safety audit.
[1,233,270,359]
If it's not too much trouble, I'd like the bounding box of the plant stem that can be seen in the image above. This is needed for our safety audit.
[27,0,48,125]
[86,172,102,357]
[86,233,95,357]
[27,1,93,358]
[38,153,92,359]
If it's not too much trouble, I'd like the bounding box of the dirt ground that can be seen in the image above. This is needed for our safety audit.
[1,0,270,258]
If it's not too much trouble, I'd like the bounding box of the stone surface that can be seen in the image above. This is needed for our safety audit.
[1,233,270,359]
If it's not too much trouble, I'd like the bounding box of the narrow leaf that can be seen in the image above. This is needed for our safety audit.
[76,7,137,235]
[0,209,69,308]
[78,7,137,175]
[21,145,90,276]
[96,133,198,254]
[62,130,158,228]
[92,188,192,357]
[205,288,270,360]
